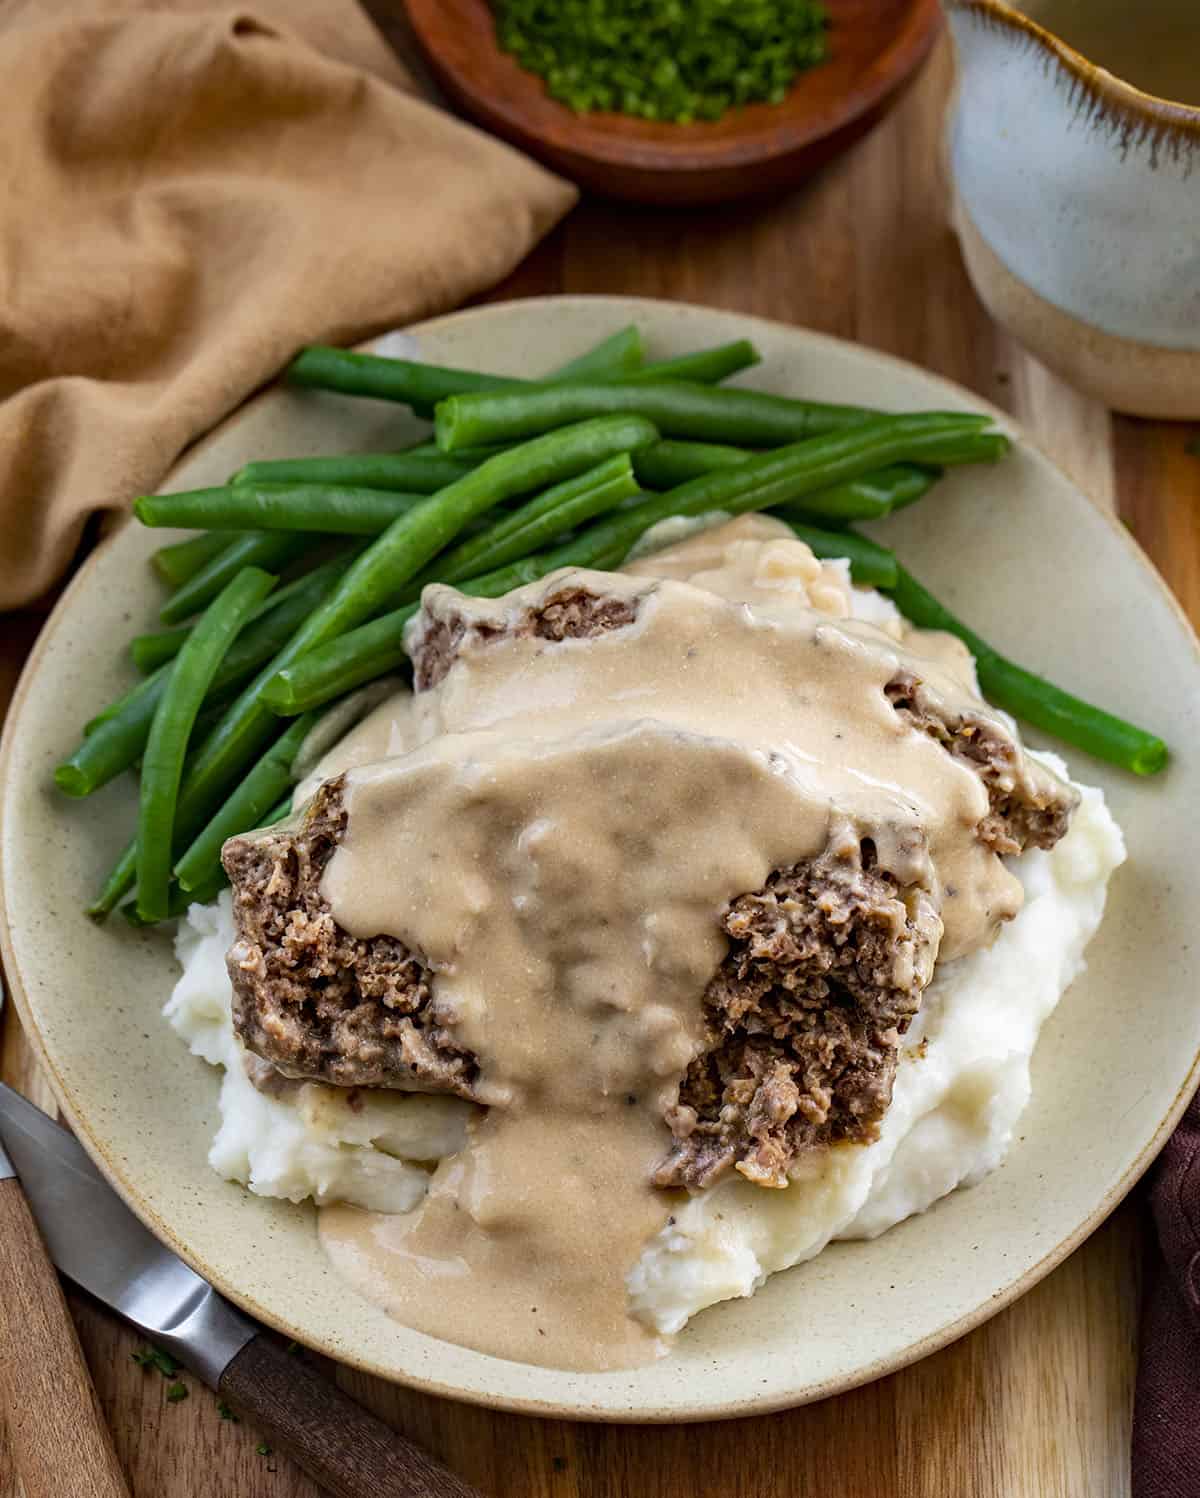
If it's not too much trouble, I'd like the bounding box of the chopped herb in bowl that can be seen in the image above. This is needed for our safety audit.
[493,0,830,123]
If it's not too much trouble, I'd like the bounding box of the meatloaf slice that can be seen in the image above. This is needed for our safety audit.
[885,668,1077,856]
[655,830,942,1191]
[221,778,479,1095]
[411,580,642,690]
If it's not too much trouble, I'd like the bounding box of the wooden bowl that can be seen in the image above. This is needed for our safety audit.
[403,0,942,204]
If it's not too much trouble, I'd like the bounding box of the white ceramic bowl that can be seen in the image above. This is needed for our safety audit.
[943,0,1200,418]
[1,297,1197,1420]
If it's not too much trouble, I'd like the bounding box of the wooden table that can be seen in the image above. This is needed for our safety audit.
[2,21,1197,1498]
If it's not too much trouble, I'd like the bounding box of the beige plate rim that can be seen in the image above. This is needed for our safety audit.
[1,294,1198,1421]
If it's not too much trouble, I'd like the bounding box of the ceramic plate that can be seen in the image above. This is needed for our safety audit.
[1,297,1197,1420]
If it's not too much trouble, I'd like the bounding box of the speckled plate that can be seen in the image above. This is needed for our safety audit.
[1,297,1197,1421]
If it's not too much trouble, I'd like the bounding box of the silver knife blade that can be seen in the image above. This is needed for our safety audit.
[0,1083,255,1386]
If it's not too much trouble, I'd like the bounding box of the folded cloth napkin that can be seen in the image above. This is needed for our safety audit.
[1134,1093,1200,1497]
[0,0,576,609]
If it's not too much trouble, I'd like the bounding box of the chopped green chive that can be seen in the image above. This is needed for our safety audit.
[493,0,830,124]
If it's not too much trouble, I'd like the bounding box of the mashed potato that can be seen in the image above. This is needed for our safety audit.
[628,766,1123,1331]
[166,754,1122,1335]
[166,524,1123,1336]
[165,898,471,1214]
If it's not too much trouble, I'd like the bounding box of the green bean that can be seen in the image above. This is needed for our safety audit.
[286,334,751,413]
[64,555,356,800]
[138,549,359,676]
[66,674,187,799]
[776,520,898,587]
[293,418,652,634]
[84,699,124,736]
[164,794,298,919]
[98,784,295,923]
[553,324,644,379]
[402,454,640,596]
[57,664,173,797]
[776,464,942,523]
[174,713,318,893]
[878,464,943,514]
[263,414,1003,717]
[151,531,234,587]
[87,840,137,920]
[172,415,662,827]
[287,346,524,406]
[630,340,759,385]
[136,567,277,921]
[263,608,421,713]
[159,530,317,626]
[131,626,191,675]
[239,327,659,496]
[400,441,506,461]
[435,378,992,452]
[74,654,276,790]
[392,322,647,422]
[633,439,752,487]
[210,552,358,675]
[635,443,944,522]
[906,432,1009,467]
[536,416,1009,571]
[122,873,212,925]
[136,555,337,673]
[886,565,1168,775]
[266,536,619,715]
[231,452,477,493]
[137,484,427,536]
[148,875,228,922]
[774,467,937,524]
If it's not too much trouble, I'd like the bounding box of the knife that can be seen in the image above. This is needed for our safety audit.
[0,1084,483,1498]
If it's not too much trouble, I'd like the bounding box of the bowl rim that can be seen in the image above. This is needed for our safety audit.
[404,0,944,173]
[2,293,1198,1421]
[945,0,1200,132]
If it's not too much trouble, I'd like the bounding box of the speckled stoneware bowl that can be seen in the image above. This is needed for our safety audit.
[1,298,1198,1420]
[943,0,1200,418]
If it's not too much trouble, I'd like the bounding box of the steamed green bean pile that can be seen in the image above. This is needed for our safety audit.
[57,324,1168,925]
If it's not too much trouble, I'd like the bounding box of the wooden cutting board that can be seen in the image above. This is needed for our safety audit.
[2,17,1196,1497]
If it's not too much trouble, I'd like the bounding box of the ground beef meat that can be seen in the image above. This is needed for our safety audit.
[224,577,1075,1186]
[885,669,1077,856]
[411,583,641,690]
[221,778,479,1095]
[655,832,943,1190]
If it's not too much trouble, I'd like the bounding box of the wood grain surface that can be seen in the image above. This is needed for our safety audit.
[0,1178,130,1498]
[2,18,1197,1498]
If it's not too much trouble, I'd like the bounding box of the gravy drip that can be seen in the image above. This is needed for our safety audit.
[315,522,1038,1370]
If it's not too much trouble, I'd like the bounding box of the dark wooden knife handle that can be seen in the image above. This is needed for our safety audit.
[219,1333,484,1498]
[0,1175,131,1498]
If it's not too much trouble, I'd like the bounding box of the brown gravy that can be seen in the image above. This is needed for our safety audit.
[313,519,1049,1369]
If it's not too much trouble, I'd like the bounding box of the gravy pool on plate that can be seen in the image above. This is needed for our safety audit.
[200,517,1103,1371]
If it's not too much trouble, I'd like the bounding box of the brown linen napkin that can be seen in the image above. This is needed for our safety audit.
[1134,1093,1200,1497]
[0,0,576,610]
